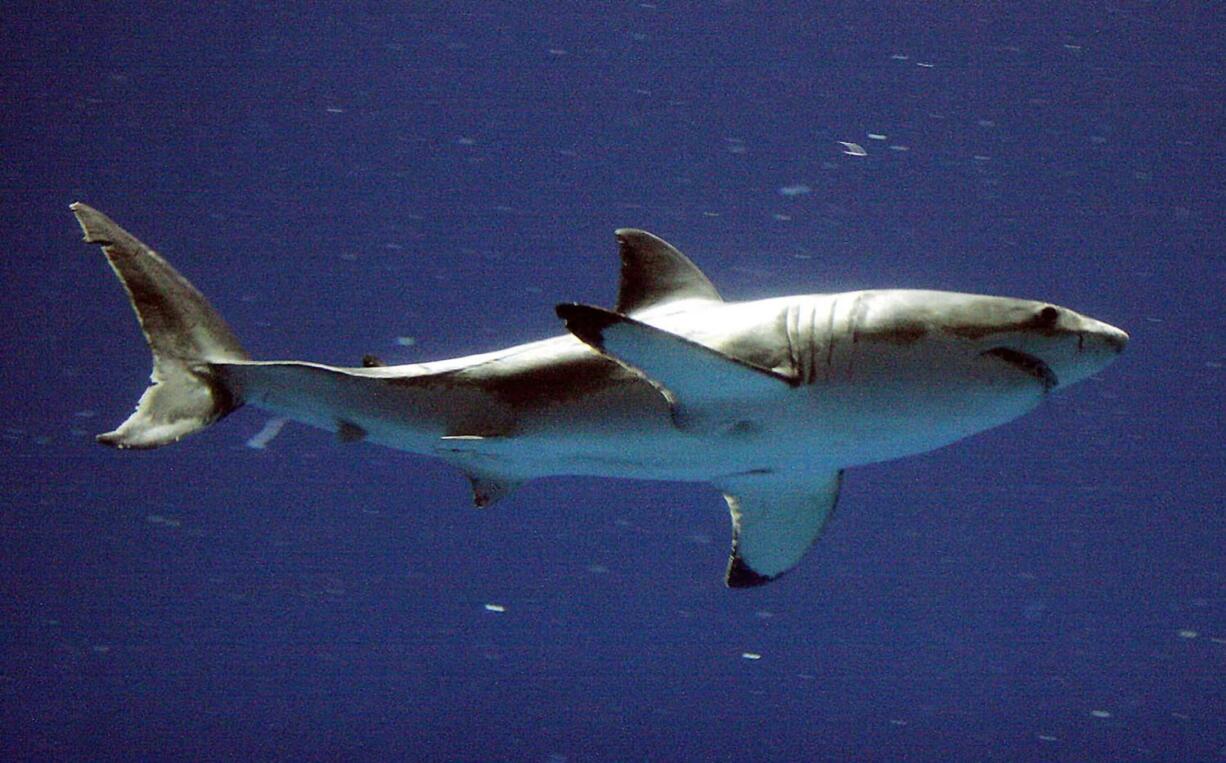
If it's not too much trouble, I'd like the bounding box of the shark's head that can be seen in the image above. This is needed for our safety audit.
[802,289,1130,463]
[953,295,1127,391]
[865,291,1129,392]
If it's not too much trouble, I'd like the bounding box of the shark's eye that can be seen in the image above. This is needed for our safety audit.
[1036,306,1059,327]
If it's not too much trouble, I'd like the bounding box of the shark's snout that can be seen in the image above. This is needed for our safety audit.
[1081,318,1129,356]
[1040,315,1128,388]
[1103,325,1129,354]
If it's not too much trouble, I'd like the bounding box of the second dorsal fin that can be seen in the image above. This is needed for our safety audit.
[613,229,722,315]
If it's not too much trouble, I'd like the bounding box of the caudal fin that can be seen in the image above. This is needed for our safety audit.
[72,202,249,449]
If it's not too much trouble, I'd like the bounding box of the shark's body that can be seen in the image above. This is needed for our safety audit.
[72,203,1128,586]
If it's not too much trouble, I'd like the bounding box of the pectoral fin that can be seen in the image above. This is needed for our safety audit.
[555,304,795,430]
[715,470,844,587]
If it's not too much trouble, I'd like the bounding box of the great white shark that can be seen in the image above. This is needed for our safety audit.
[72,203,1128,587]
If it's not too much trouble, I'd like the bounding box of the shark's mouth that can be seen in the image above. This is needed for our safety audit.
[982,347,1059,391]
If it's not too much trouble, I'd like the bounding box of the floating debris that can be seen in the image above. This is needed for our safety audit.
[246,417,288,449]
[837,141,867,157]
[1090,709,1112,719]
[778,184,812,197]
[1177,629,1199,639]
[741,652,762,660]
[484,603,506,613]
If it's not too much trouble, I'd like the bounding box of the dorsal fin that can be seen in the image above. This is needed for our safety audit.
[614,229,722,314]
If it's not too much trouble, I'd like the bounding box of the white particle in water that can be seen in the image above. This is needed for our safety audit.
[246,417,288,449]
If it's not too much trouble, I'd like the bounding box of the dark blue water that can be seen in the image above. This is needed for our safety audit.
[4,3,1222,760]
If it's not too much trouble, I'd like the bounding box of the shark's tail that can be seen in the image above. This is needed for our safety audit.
[72,203,250,449]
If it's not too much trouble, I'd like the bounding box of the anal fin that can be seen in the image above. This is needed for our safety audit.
[434,436,523,508]
[467,472,521,508]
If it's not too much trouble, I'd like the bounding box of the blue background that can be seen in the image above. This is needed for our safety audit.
[3,3,1222,760]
